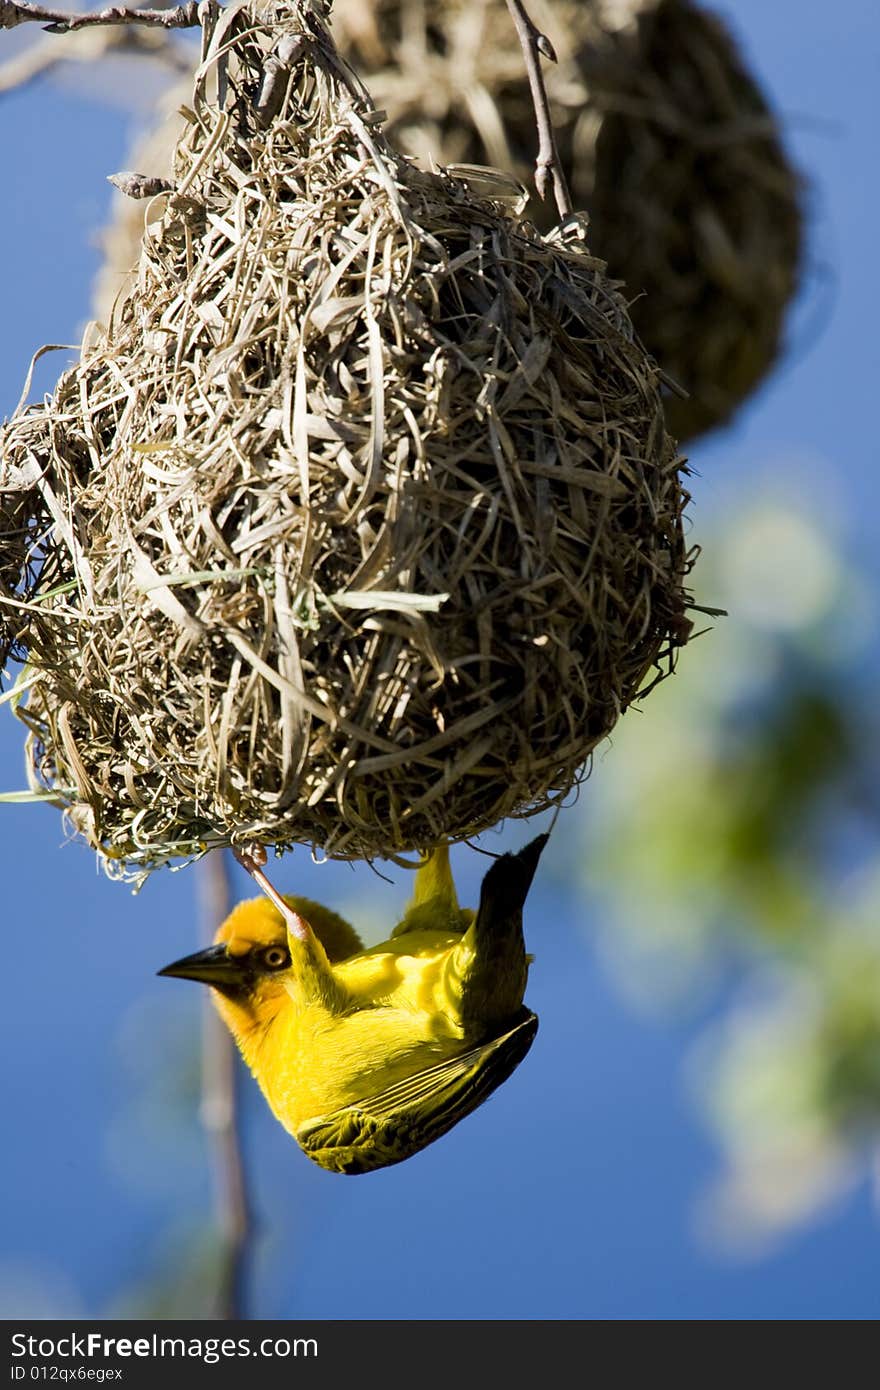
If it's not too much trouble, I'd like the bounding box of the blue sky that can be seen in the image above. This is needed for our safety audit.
[1,0,878,1320]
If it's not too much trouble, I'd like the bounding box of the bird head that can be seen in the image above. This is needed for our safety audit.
[158,896,297,1037]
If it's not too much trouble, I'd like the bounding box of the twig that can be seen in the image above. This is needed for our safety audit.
[254,31,305,126]
[198,849,254,1322]
[504,0,573,218]
[0,1,202,33]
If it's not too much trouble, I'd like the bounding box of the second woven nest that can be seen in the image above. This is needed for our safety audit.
[1,0,692,877]
[331,0,803,442]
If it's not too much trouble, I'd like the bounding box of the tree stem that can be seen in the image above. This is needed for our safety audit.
[198,849,253,1322]
[504,0,573,218]
[0,1,202,34]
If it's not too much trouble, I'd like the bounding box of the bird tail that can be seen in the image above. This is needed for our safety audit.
[476,833,548,926]
[454,833,548,1029]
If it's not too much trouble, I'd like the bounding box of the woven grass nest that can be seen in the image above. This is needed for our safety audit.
[583,0,803,440]
[332,0,803,442]
[0,0,692,879]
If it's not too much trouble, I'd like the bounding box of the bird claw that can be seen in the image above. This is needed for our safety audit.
[232,842,267,874]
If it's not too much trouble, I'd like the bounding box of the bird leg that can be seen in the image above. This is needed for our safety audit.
[232,844,311,943]
[409,842,459,912]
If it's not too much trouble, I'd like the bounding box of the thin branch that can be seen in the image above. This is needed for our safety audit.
[0,1,202,33]
[504,0,573,218]
[254,31,304,126]
[198,849,254,1323]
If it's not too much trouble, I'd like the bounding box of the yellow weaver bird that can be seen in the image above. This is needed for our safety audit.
[159,835,547,1174]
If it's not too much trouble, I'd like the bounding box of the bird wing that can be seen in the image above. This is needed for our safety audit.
[295,1009,539,1174]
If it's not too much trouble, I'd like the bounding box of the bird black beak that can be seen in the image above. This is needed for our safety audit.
[158,943,251,990]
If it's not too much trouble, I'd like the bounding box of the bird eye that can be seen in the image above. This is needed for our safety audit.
[261,945,290,971]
